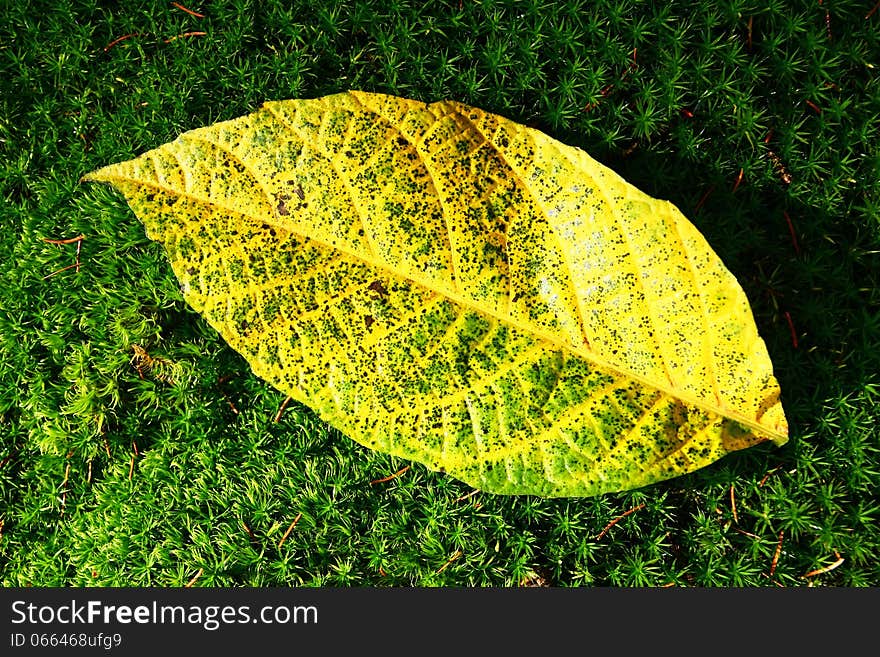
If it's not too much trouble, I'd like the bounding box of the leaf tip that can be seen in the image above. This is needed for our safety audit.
[80,167,107,185]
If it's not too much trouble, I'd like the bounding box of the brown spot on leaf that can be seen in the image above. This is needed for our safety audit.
[368,280,388,297]
[276,193,291,216]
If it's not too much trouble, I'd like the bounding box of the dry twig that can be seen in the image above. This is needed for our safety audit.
[803,552,844,579]
[277,513,303,549]
[273,395,292,423]
[435,549,462,574]
[164,31,206,43]
[732,168,744,193]
[784,311,799,349]
[185,568,203,587]
[370,465,410,485]
[596,503,646,540]
[104,33,140,52]
[171,2,205,18]
[453,489,480,503]
[769,531,784,576]
[694,185,715,212]
[729,484,738,524]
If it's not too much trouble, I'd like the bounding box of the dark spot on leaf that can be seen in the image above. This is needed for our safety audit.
[364,315,375,329]
[368,280,388,297]
[276,193,291,216]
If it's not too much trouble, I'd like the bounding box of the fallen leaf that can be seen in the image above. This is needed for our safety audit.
[84,91,788,497]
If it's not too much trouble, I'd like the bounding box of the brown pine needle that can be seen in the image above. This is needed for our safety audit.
[215,375,240,414]
[734,527,760,540]
[277,512,303,549]
[220,391,239,415]
[370,465,410,485]
[171,2,205,18]
[43,235,85,245]
[732,167,744,193]
[184,568,203,588]
[783,210,801,255]
[769,531,784,576]
[42,262,80,280]
[803,552,844,578]
[273,395,292,423]
[729,484,738,524]
[60,457,72,516]
[164,31,206,43]
[104,33,140,52]
[694,185,715,212]
[242,521,256,542]
[454,489,480,503]
[784,311,799,349]
[867,0,880,20]
[596,502,646,540]
[759,465,781,487]
[128,454,135,481]
[436,549,462,574]
[87,459,93,484]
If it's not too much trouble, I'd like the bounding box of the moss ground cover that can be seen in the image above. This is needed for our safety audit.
[1,0,877,586]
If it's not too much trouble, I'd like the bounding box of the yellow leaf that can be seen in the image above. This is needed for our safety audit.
[84,91,787,497]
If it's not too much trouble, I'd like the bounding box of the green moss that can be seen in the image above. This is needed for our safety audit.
[1,0,878,587]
